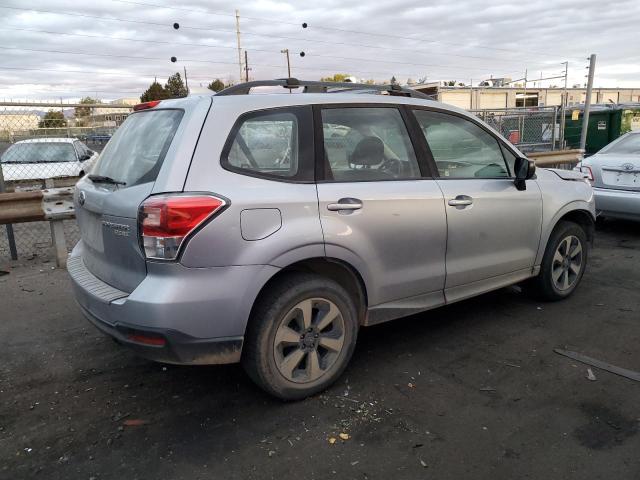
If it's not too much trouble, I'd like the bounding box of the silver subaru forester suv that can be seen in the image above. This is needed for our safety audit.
[69,79,595,400]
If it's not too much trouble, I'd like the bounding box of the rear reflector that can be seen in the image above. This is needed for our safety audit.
[139,194,226,260]
[127,333,167,346]
[133,100,161,111]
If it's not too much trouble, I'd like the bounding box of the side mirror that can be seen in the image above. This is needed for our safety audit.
[79,153,92,161]
[514,156,536,191]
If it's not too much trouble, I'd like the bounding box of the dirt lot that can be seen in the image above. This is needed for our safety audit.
[1,220,639,480]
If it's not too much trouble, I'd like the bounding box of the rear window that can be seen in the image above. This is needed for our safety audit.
[92,109,183,187]
[1,143,77,163]
[602,134,640,155]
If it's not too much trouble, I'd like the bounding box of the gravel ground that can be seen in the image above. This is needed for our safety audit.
[1,219,639,480]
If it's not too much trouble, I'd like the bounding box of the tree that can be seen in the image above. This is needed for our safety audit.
[320,73,352,82]
[140,79,169,102]
[39,110,67,128]
[445,80,457,86]
[390,76,398,85]
[164,72,188,98]
[74,96,101,118]
[207,79,225,92]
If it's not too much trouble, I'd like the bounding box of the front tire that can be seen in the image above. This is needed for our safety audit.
[242,273,359,400]
[525,221,588,301]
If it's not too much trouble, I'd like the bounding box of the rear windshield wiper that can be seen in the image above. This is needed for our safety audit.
[88,174,126,186]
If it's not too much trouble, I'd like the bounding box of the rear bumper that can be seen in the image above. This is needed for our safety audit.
[78,301,243,364]
[68,241,279,365]
[593,187,640,220]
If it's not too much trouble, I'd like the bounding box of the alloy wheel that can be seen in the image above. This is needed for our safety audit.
[273,298,345,384]
[552,235,583,291]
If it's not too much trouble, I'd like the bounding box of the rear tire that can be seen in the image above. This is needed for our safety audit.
[524,221,588,301]
[242,273,359,400]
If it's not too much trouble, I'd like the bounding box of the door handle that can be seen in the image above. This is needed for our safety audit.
[447,196,473,207]
[327,198,363,211]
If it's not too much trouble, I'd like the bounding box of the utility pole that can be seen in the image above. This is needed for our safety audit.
[522,69,528,107]
[281,49,291,78]
[580,54,596,152]
[244,50,250,82]
[235,9,243,83]
[183,66,189,94]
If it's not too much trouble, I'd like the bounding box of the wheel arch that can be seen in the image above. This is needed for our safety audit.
[248,257,369,328]
[536,202,595,265]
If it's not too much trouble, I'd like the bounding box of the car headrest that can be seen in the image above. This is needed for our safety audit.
[349,136,384,166]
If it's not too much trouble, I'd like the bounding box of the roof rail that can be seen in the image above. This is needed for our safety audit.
[215,78,435,100]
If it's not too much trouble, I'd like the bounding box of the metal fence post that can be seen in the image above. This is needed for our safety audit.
[551,106,558,151]
[0,161,18,260]
[44,178,68,268]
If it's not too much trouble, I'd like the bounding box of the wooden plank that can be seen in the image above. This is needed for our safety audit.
[554,348,640,382]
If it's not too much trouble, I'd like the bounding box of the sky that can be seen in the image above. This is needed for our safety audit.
[0,0,639,102]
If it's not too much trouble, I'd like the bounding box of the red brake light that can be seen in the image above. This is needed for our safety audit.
[139,195,226,260]
[133,100,161,111]
[580,166,594,181]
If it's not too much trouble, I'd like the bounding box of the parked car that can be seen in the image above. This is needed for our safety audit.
[0,138,98,181]
[578,130,640,221]
[68,80,595,400]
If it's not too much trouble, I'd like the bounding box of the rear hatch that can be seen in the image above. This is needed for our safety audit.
[590,154,640,192]
[74,98,211,293]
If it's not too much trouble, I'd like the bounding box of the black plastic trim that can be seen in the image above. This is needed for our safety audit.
[79,302,243,365]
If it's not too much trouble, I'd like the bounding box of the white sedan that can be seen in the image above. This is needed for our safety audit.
[579,130,640,221]
[0,138,98,181]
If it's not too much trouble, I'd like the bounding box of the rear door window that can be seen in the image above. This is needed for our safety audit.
[321,107,422,181]
[91,109,183,187]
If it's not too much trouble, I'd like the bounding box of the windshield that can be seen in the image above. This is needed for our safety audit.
[1,142,77,163]
[601,133,640,155]
[91,109,183,187]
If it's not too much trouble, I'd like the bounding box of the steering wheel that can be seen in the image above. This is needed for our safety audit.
[377,156,402,177]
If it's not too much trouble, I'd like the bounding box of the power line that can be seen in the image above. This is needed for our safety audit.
[0,28,566,80]
[0,46,521,78]
[0,26,530,73]
[0,65,225,81]
[0,4,578,69]
[0,26,267,53]
[110,0,579,60]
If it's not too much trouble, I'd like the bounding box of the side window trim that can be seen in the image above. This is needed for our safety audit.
[220,105,315,183]
[314,103,431,183]
[411,107,512,180]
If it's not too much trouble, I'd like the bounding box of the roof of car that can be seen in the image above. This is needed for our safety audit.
[13,138,79,144]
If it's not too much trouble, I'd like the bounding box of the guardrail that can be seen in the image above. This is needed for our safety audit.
[527,149,584,168]
[0,185,74,267]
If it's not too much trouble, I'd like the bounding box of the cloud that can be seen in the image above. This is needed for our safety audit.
[0,0,638,101]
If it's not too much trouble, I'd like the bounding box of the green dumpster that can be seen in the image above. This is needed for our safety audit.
[564,105,623,154]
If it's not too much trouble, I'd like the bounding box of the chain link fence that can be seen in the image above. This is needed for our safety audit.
[470,106,561,153]
[0,101,132,262]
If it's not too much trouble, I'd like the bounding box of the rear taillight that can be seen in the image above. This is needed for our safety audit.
[138,194,227,260]
[579,166,594,182]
